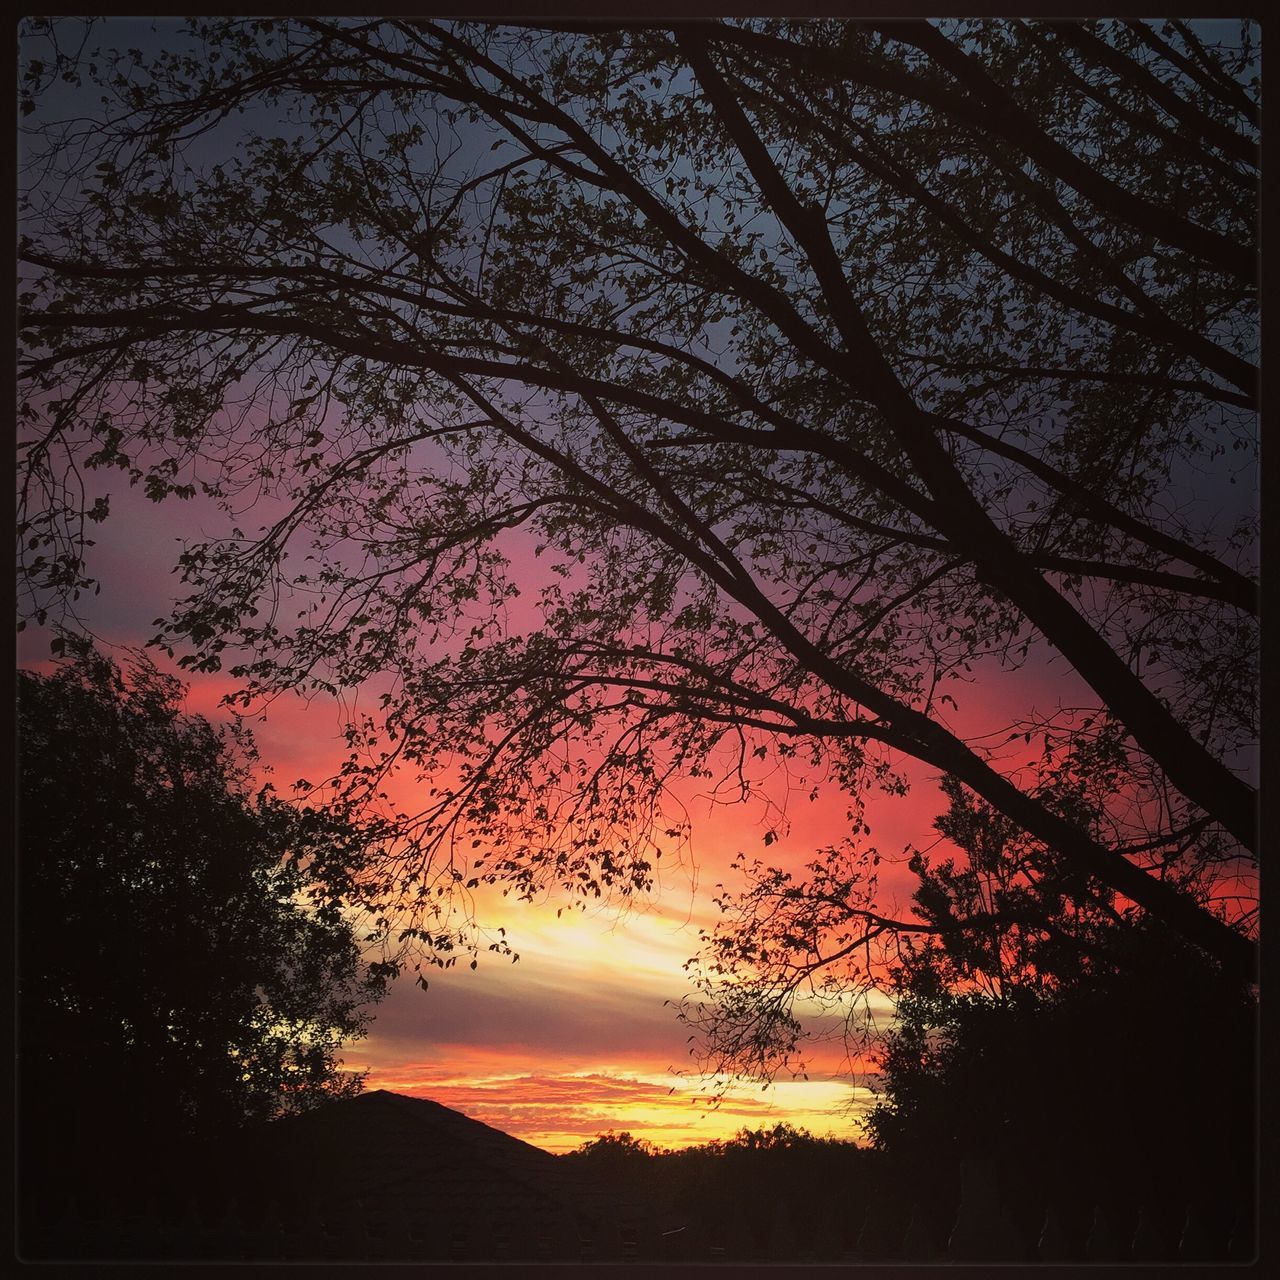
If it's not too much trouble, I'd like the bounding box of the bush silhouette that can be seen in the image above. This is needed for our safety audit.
[18,642,387,1242]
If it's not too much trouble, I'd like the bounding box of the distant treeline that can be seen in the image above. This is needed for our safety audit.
[560,1109,1255,1264]
[562,1125,893,1260]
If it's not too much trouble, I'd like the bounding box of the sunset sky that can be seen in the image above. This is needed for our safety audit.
[19,19,895,1150]
[17,16,1257,1159]
[15,465,1082,1152]
[15,492,872,1152]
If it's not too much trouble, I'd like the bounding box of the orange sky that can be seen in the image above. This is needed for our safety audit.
[17,420,1093,1154]
[25,612,1072,1150]
[17,16,1259,1164]
[338,890,888,1152]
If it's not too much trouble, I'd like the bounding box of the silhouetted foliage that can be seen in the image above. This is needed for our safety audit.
[569,1128,667,1161]
[863,933,1256,1257]
[16,16,1258,1146]
[14,27,1261,1259]
[565,1123,879,1260]
[17,640,389,1229]
[859,775,1257,1254]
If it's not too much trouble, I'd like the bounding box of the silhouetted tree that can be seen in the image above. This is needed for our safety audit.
[682,758,1256,1243]
[17,21,1257,998]
[568,1130,667,1161]
[862,919,1255,1257]
[17,640,390,1230]
[862,773,1254,1256]
[565,1122,876,1260]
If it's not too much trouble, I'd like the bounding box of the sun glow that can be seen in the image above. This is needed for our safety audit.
[338,868,887,1152]
[350,1056,875,1154]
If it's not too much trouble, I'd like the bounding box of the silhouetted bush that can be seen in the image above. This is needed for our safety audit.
[18,642,389,1252]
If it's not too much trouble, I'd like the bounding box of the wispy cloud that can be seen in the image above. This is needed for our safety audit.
[349,1053,874,1152]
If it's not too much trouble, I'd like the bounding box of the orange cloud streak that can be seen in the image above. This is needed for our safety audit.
[345,1050,875,1153]
[17,476,1104,1157]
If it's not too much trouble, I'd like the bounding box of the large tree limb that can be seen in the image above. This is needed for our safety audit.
[681,32,1256,853]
